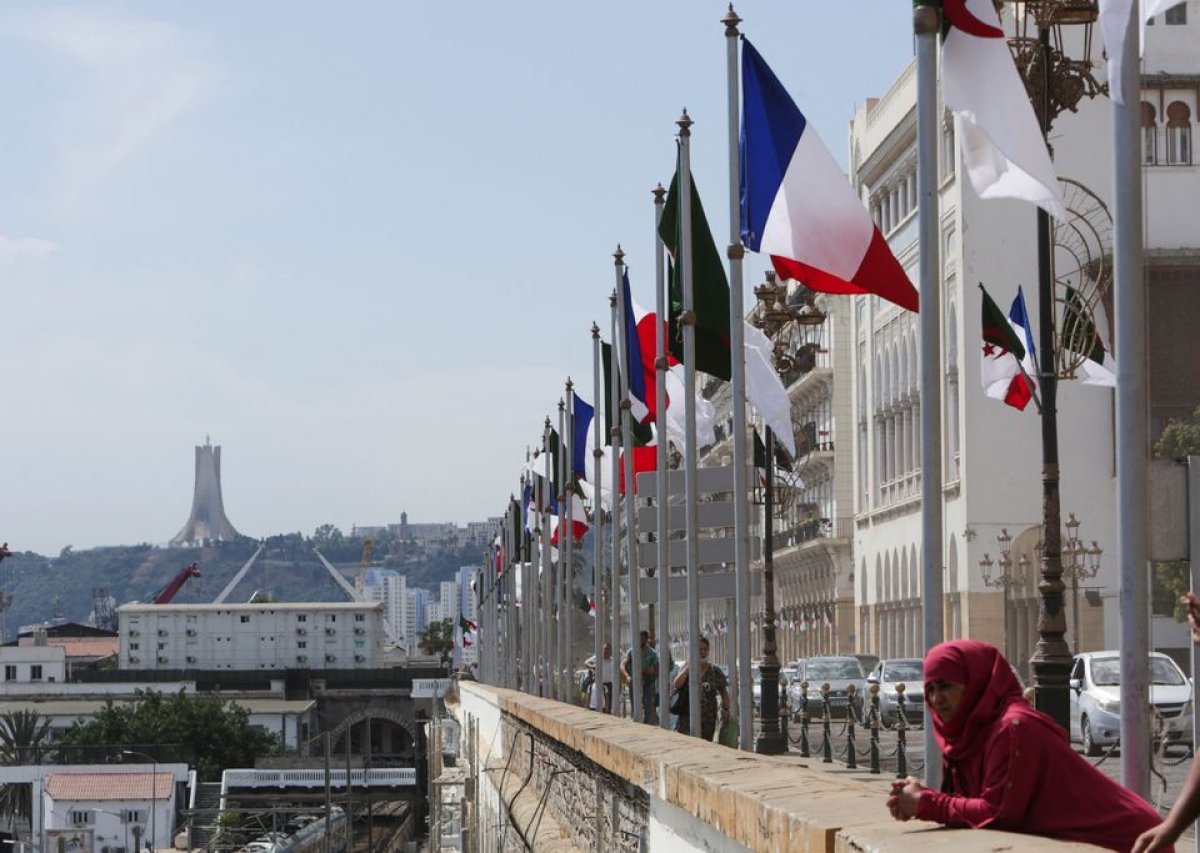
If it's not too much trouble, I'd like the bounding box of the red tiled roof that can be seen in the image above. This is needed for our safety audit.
[45,772,172,801]
[51,639,120,658]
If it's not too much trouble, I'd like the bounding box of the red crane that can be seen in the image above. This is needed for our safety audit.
[152,562,202,604]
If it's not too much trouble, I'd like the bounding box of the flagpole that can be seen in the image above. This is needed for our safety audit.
[541,417,553,699]
[722,5,754,752]
[914,0,944,788]
[615,249,644,723]
[565,378,576,705]
[654,182,672,729]
[500,500,511,688]
[678,112,703,740]
[609,292,623,717]
[1113,0,1150,798]
[528,470,542,695]
[507,502,519,689]
[556,397,567,702]
[592,322,605,712]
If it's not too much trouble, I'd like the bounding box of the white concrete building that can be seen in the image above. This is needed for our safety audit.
[41,767,183,853]
[847,3,1200,670]
[0,642,67,686]
[117,602,385,671]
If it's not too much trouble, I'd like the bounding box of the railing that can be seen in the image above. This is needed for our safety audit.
[222,767,416,788]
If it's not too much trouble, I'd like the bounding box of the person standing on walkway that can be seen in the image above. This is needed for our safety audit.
[622,630,659,724]
[1133,591,1200,852]
[887,639,1164,851]
[671,636,730,741]
[588,642,615,713]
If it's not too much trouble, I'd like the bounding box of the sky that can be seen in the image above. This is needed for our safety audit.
[0,2,914,556]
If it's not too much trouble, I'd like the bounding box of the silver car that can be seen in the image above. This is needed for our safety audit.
[795,656,867,720]
[866,658,925,727]
[1069,651,1194,756]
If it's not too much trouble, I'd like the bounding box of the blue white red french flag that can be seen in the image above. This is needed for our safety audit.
[622,272,649,410]
[740,39,919,313]
[571,394,593,480]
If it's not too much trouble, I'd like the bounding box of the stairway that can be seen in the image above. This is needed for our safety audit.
[188,782,224,850]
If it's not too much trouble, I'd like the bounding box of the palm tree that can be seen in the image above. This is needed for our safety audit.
[0,710,52,831]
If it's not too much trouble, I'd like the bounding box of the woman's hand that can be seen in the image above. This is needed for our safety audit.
[886,776,925,821]
[1132,822,1181,853]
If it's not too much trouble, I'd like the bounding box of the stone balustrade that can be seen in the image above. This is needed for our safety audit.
[450,681,1103,852]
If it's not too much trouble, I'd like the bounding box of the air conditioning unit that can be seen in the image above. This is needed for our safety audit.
[296,628,307,636]
[157,630,168,637]
[185,629,197,637]
[354,655,365,663]
[296,655,308,663]
[157,656,169,664]
[186,656,197,664]
[325,654,337,663]
[325,628,336,636]
[353,627,365,635]
[129,656,140,663]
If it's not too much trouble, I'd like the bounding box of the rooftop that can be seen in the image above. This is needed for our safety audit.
[45,771,173,801]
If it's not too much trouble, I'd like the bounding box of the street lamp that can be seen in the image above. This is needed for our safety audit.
[979,529,1025,664]
[996,0,1105,730]
[749,272,826,755]
[121,751,157,852]
[93,808,131,853]
[1060,512,1103,653]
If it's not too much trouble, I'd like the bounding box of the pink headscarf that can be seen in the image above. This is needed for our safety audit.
[924,640,1026,761]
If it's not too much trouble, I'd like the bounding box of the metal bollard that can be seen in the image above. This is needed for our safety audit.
[799,680,811,758]
[845,684,857,770]
[821,682,833,764]
[868,683,881,774]
[895,681,908,778]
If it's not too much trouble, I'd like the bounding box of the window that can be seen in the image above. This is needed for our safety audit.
[354,613,365,622]
[123,809,143,823]
[298,641,307,649]
[1166,2,1187,24]
[240,615,250,624]
[1166,101,1192,165]
[129,643,139,651]
[70,810,94,826]
[3,665,15,681]
[30,665,42,681]
[327,614,337,623]
[297,614,307,622]
[1141,102,1158,165]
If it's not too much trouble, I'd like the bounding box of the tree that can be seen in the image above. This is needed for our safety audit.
[311,524,344,549]
[60,689,278,781]
[1154,405,1200,463]
[420,617,455,657]
[0,710,52,828]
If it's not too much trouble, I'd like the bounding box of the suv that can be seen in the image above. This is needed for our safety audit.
[1069,651,1194,756]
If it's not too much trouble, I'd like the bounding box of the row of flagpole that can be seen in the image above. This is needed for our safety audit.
[477,1,1156,787]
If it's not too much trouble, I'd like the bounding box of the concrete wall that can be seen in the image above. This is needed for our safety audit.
[453,682,1102,852]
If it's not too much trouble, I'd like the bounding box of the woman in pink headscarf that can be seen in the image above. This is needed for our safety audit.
[887,640,1165,851]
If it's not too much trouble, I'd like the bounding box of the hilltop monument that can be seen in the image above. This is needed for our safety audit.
[171,436,241,545]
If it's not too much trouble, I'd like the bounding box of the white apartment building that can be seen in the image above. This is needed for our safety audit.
[117,602,385,671]
[0,642,67,685]
[847,2,1199,670]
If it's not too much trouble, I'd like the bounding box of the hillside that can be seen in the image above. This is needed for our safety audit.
[0,530,488,642]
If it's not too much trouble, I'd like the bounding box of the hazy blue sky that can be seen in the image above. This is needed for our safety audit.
[0,2,913,555]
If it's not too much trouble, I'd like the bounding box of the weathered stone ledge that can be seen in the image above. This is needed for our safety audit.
[455,681,1105,852]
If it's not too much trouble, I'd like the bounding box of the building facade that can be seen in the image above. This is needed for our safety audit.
[117,602,385,671]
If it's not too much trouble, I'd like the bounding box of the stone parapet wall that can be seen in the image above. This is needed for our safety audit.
[453,682,1103,852]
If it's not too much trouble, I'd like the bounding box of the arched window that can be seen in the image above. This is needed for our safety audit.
[1167,101,1192,166]
[1141,101,1158,165]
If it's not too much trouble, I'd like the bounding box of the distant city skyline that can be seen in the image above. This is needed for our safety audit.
[0,2,913,556]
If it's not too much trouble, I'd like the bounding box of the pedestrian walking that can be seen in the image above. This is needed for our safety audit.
[588,642,615,713]
[671,636,730,741]
[887,639,1164,851]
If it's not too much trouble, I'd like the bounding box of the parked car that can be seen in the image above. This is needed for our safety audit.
[1069,650,1194,756]
[853,653,881,678]
[866,658,925,727]
[793,656,867,720]
[750,662,792,714]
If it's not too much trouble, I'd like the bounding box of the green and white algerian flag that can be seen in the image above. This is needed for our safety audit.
[1062,286,1117,388]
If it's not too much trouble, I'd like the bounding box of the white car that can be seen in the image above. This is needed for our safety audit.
[1069,651,1194,756]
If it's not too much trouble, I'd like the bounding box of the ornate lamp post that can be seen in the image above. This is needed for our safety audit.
[997,0,1104,729]
[979,528,1024,664]
[1061,512,1103,653]
[750,272,825,755]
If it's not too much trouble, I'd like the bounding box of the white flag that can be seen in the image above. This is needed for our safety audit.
[942,0,1068,221]
[1100,0,1176,105]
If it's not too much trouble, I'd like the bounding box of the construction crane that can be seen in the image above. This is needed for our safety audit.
[151,562,201,604]
[353,539,375,597]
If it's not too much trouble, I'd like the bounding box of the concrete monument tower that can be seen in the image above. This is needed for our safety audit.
[171,436,241,545]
